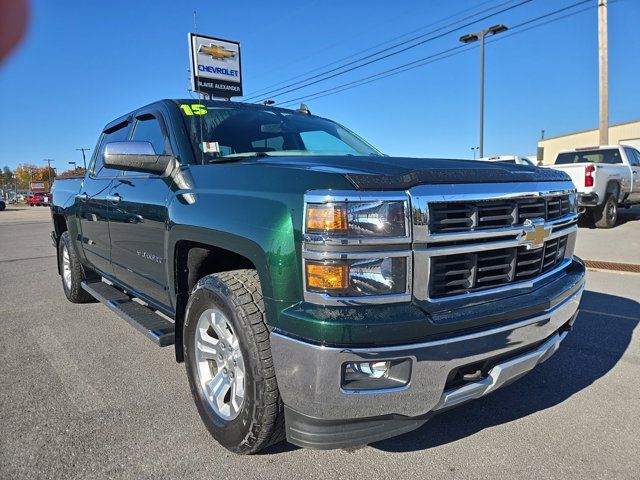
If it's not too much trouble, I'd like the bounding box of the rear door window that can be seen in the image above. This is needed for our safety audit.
[623,147,640,166]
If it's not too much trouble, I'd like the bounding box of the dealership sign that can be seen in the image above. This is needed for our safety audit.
[189,33,242,99]
[30,182,49,193]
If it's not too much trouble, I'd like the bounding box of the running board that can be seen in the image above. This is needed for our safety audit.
[81,281,175,347]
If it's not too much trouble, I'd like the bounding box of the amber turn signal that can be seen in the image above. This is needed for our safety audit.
[306,204,347,232]
[306,262,349,290]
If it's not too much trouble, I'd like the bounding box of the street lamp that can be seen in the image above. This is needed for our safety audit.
[471,146,479,160]
[460,24,508,158]
[69,161,77,171]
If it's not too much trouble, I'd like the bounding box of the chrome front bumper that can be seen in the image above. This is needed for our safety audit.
[271,283,584,421]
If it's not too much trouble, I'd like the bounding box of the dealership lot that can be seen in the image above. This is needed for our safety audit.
[1,206,638,479]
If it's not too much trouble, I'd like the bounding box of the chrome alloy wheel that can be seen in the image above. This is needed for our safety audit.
[607,199,617,223]
[62,244,72,290]
[194,308,246,420]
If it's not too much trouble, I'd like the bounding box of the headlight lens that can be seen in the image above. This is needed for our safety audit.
[305,257,407,297]
[305,200,407,238]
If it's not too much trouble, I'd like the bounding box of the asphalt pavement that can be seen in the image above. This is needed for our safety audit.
[1,206,638,479]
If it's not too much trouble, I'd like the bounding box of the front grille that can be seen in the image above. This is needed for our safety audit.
[429,236,568,298]
[429,195,571,233]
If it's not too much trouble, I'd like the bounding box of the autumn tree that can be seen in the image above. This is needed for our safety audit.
[15,163,57,188]
[58,167,86,177]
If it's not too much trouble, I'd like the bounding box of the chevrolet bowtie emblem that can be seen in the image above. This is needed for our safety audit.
[520,218,551,250]
[198,43,236,60]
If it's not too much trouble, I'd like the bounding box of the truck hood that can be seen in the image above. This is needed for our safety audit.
[249,155,570,190]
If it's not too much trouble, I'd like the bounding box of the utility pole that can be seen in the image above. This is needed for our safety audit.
[76,148,90,170]
[598,0,608,145]
[44,159,54,188]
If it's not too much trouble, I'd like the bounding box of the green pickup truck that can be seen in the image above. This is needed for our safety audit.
[51,99,585,453]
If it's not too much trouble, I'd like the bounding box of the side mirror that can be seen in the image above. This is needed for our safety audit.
[103,141,175,175]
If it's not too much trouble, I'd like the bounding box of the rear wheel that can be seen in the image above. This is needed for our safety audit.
[58,231,99,303]
[183,269,285,454]
[593,194,617,228]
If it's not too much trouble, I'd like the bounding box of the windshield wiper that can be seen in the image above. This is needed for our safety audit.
[208,152,271,163]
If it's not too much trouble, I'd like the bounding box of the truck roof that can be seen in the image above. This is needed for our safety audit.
[103,99,308,132]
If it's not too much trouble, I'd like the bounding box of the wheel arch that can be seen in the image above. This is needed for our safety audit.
[605,179,621,202]
[168,227,287,363]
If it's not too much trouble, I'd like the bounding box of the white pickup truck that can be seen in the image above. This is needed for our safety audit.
[549,145,640,228]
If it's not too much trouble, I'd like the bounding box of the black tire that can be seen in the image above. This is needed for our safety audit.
[183,269,285,454]
[593,194,618,229]
[58,231,99,303]
[0,203,5,211]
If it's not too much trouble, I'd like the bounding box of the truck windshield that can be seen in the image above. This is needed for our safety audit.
[555,149,622,165]
[178,101,383,163]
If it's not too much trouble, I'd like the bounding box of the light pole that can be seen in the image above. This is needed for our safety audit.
[460,24,508,158]
[76,148,90,170]
[471,146,479,160]
[68,161,77,172]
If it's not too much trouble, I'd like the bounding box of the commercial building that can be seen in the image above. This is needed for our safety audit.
[537,119,640,165]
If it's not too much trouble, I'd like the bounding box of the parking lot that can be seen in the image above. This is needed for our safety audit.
[0,205,638,479]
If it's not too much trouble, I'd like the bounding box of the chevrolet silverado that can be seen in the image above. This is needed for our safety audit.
[50,99,585,453]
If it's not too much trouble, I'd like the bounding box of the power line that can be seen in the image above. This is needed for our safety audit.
[278,0,596,107]
[244,0,511,98]
[241,0,534,102]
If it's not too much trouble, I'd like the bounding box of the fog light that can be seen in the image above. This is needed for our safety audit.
[342,359,411,392]
[349,361,390,379]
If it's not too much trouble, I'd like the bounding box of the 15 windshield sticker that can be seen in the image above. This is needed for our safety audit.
[180,104,207,116]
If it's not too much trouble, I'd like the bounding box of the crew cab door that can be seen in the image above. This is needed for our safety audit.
[623,146,640,202]
[78,120,131,275]
[107,109,174,309]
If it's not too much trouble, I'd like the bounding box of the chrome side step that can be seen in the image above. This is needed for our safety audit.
[81,281,175,347]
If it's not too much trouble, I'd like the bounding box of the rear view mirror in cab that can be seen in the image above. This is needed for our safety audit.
[103,141,174,175]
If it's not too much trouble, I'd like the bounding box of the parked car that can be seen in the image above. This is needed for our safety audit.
[0,198,5,211]
[51,99,585,454]
[480,155,536,166]
[547,145,640,228]
[26,192,51,206]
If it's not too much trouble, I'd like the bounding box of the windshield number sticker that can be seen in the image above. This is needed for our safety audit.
[180,104,207,116]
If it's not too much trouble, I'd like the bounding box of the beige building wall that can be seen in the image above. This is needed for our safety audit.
[538,120,640,165]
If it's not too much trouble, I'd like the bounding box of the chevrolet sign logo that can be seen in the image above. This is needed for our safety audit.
[198,43,236,60]
[520,218,551,250]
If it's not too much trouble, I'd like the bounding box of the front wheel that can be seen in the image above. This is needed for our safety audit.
[58,231,99,303]
[183,270,285,454]
[593,194,618,228]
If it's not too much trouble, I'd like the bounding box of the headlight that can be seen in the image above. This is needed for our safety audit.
[305,200,408,239]
[305,256,408,297]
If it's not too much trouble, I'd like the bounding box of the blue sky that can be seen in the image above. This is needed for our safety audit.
[0,0,638,171]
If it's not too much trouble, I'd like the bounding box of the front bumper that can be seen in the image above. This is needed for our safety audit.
[271,280,584,449]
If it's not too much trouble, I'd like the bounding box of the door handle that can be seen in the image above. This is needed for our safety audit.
[76,193,89,201]
[106,194,122,204]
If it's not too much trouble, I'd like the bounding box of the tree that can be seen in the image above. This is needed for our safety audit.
[15,164,57,189]
[58,167,86,177]
[2,166,12,183]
